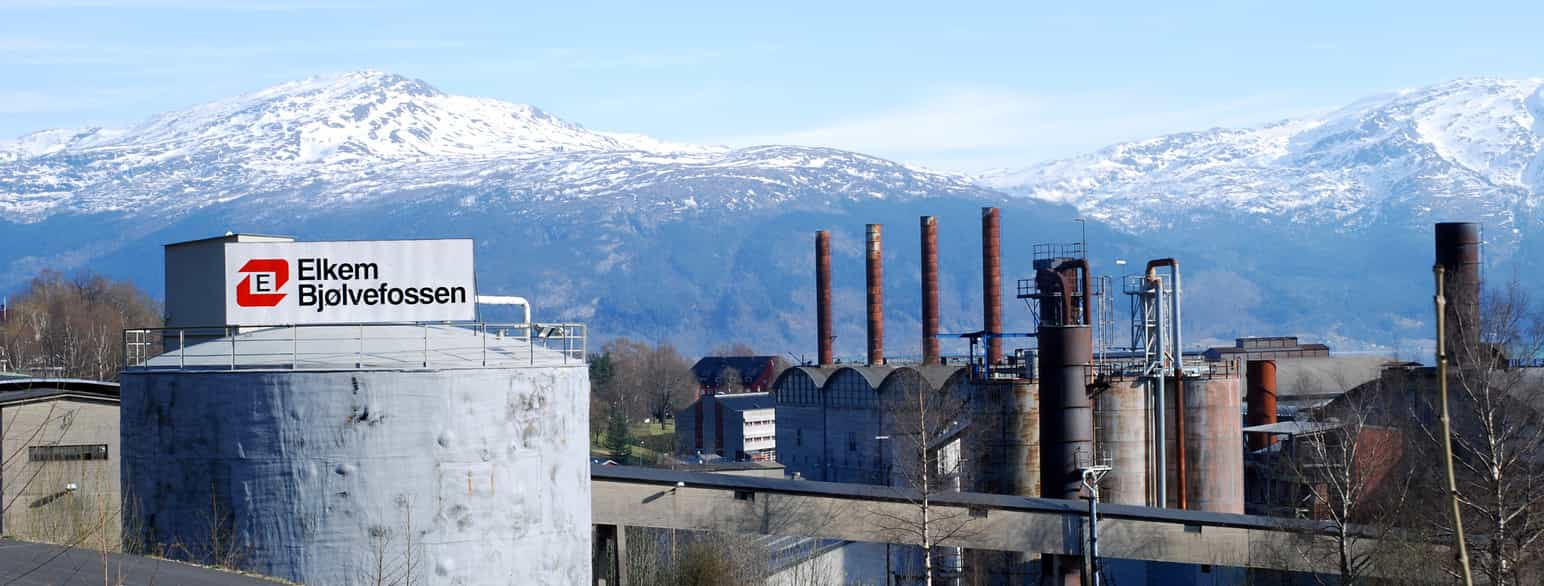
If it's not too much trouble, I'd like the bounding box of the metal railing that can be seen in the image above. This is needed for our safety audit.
[123,322,586,371]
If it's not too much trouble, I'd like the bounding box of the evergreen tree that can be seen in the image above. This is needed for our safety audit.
[603,406,634,463]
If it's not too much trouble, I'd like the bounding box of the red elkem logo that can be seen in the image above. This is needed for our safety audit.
[236,259,289,307]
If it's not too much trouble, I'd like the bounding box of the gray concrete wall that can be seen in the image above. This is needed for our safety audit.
[776,405,828,480]
[1,399,121,548]
[121,366,590,585]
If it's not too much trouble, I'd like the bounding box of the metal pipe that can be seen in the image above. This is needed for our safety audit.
[475,295,532,325]
[921,216,941,365]
[1435,265,1476,586]
[1143,258,1183,376]
[1055,259,1093,327]
[1153,284,1166,508]
[866,224,884,366]
[1246,360,1278,452]
[982,207,1003,365]
[1145,258,1185,508]
[817,230,834,365]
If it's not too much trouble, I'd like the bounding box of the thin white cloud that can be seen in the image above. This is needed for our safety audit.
[715,87,1327,172]
[0,36,473,66]
[0,0,361,11]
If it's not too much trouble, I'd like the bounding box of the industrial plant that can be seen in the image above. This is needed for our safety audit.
[0,216,1501,586]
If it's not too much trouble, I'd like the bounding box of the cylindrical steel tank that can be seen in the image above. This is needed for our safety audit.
[920,216,941,365]
[1095,379,1149,506]
[121,325,592,585]
[1164,376,1244,513]
[1039,325,1093,501]
[866,223,885,365]
[977,379,1039,497]
[1246,360,1278,452]
[816,230,833,365]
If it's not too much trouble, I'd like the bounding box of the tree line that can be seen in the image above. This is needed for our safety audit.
[1,270,161,381]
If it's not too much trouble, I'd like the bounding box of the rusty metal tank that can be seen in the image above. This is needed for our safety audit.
[1039,325,1093,501]
[976,379,1040,497]
[1095,379,1149,506]
[1164,376,1244,513]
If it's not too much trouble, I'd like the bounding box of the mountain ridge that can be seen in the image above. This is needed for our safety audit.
[980,77,1544,244]
[4,71,1540,356]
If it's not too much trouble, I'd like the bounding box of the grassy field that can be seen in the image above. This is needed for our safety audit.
[591,420,676,465]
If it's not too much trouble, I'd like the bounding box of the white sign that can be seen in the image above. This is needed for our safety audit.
[224,239,477,325]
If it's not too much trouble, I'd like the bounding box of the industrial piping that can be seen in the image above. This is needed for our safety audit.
[921,216,941,365]
[982,208,1003,365]
[816,230,834,366]
[1145,258,1185,508]
[1246,360,1278,452]
[866,224,885,366]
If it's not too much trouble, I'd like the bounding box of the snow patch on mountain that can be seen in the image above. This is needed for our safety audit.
[982,78,1544,234]
[0,70,985,223]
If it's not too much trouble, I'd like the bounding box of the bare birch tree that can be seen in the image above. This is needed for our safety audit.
[1282,377,1414,585]
[871,369,980,586]
[1405,281,1544,584]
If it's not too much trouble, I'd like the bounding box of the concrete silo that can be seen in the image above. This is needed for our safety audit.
[121,235,591,585]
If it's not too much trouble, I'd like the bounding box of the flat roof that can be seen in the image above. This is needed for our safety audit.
[165,233,294,247]
[130,324,582,371]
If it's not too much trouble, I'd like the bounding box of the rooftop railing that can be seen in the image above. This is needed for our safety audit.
[123,322,586,371]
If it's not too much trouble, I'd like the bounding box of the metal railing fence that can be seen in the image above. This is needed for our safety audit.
[123,322,586,371]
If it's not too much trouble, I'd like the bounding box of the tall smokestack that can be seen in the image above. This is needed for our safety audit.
[866,224,885,365]
[1435,222,1482,358]
[982,207,1003,365]
[1246,360,1279,452]
[921,216,940,365]
[816,230,833,366]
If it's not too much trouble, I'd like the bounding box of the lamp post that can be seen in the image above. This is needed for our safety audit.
[1081,464,1113,586]
[876,434,893,584]
[672,481,685,564]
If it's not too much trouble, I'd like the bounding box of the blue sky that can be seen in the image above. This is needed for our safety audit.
[1,0,1541,171]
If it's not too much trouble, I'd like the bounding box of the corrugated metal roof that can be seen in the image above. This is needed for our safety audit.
[914,365,968,391]
[1275,356,1396,397]
[1242,420,1344,436]
[0,378,120,406]
[776,366,838,388]
[832,365,892,388]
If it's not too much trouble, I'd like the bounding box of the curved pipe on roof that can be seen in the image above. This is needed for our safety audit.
[1144,258,1187,508]
[476,296,531,325]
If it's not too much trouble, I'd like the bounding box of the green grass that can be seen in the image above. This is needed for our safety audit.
[591,420,676,465]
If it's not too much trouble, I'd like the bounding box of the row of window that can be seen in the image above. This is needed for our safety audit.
[29,444,109,462]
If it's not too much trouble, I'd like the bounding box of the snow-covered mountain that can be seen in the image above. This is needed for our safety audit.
[4,72,1539,355]
[0,71,1039,356]
[0,70,991,223]
[982,78,1544,243]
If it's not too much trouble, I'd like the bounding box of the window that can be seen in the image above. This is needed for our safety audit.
[796,428,803,447]
[29,444,108,462]
[847,431,857,452]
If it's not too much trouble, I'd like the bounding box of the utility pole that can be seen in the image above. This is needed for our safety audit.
[1434,266,1474,586]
